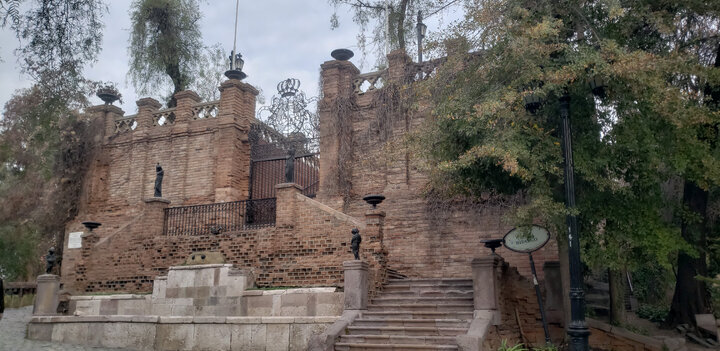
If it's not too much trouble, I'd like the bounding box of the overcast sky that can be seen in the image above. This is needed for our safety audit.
[0,1,457,115]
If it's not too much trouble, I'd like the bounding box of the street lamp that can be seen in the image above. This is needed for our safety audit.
[524,83,606,351]
[224,51,247,80]
[416,10,427,63]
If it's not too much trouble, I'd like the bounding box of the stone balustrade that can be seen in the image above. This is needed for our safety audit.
[113,114,137,133]
[352,70,387,94]
[192,100,219,120]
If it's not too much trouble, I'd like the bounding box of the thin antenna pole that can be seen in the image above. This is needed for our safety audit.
[232,0,240,69]
[385,1,391,56]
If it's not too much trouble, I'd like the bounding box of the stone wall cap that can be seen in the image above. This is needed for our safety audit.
[343,260,369,269]
[365,209,386,217]
[144,197,171,204]
[36,274,60,282]
[275,182,302,191]
[219,79,259,95]
[86,104,124,115]
[173,90,202,102]
[321,59,360,73]
[471,255,503,267]
[136,97,162,110]
[242,290,264,296]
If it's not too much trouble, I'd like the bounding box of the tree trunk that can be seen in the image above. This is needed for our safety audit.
[665,180,711,327]
[165,61,185,107]
[608,268,626,325]
[396,0,409,50]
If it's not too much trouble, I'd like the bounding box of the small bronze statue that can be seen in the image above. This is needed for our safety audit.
[154,163,164,197]
[284,148,296,183]
[351,228,362,260]
[45,247,58,274]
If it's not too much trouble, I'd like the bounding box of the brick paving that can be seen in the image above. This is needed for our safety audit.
[0,307,131,351]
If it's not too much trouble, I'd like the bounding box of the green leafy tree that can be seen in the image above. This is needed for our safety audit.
[190,43,226,102]
[0,85,97,280]
[128,0,203,107]
[1,0,105,98]
[411,0,720,326]
[330,0,462,65]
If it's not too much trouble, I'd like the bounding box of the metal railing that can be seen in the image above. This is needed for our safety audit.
[250,153,319,199]
[163,198,276,236]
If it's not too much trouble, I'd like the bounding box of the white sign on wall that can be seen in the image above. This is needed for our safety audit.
[67,232,83,249]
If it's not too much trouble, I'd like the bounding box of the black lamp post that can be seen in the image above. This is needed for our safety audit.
[525,86,605,351]
[416,10,427,63]
[558,93,590,351]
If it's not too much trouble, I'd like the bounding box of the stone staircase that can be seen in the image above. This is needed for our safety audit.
[335,278,474,351]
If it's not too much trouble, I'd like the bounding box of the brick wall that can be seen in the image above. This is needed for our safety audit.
[61,183,386,296]
[317,50,559,281]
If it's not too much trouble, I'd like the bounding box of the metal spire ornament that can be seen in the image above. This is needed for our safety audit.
[257,78,319,152]
[225,0,247,80]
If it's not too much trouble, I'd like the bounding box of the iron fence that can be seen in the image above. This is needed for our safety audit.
[163,198,276,236]
[250,153,319,199]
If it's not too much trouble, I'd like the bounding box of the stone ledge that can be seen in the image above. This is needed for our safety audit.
[31,315,340,325]
[143,197,170,204]
[242,287,337,296]
[169,263,233,270]
[70,294,148,301]
[193,316,226,324]
[159,316,193,323]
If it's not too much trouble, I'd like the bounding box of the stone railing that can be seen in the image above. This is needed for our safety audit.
[114,114,137,134]
[152,108,176,126]
[353,69,387,94]
[192,100,219,120]
[407,57,446,83]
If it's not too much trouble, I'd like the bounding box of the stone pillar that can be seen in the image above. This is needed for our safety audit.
[343,260,369,310]
[543,261,564,325]
[86,104,125,142]
[143,198,171,236]
[134,98,162,132]
[33,274,60,315]
[317,59,359,204]
[364,209,385,244]
[213,80,257,202]
[275,183,301,228]
[387,49,411,83]
[173,90,202,125]
[471,255,502,323]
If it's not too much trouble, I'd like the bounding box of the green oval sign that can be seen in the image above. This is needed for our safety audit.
[503,226,550,253]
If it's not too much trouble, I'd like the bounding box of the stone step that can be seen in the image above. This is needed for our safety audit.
[346,326,468,337]
[339,334,457,346]
[379,290,473,298]
[352,318,470,328]
[335,342,458,351]
[367,304,473,313]
[371,297,473,305]
[383,285,472,294]
[361,311,474,320]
